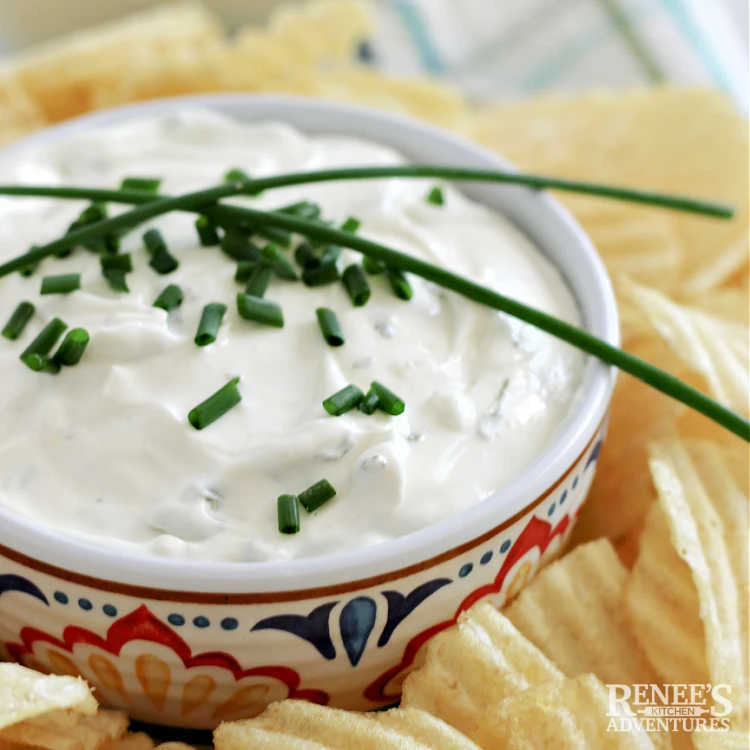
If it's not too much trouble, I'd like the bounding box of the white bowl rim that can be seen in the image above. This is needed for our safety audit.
[0,93,619,593]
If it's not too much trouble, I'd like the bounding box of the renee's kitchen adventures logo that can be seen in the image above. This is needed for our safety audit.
[606,683,734,733]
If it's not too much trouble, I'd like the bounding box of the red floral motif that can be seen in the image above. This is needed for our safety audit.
[7,605,328,705]
[364,512,570,703]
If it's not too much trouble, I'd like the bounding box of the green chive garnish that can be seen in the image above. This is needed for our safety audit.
[20,318,67,371]
[40,273,80,295]
[363,256,386,275]
[195,215,220,246]
[261,244,298,280]
[359,390,380,415]
[225,168,251,183]
[19,259,38,277]
[302,264,340,287]
[103,269,129,292]
[143,228,179,274]
[236,293,284,328]
[153,284,183,312]
[121,176,161,193]
[221,230,260,262]
[2,301,35,340]
[298,479,337,513]
[369,381,406,415]
[245,265,273,298]
[426,186,444,205]
[315,307,345,347]
[52,328,89,366]
[234,260,258,284]
[195,302,227,346]
[342,264,371,307]
[295,242,321,271]
[68,203,117,255]
[341,216,361,233]
[100,253,133,273]
[319,245,341,268]
[277,494,301,534]
[323,385,365,416]
[188,377,242,430]
[277,201,321,220]
[388,268,413,300]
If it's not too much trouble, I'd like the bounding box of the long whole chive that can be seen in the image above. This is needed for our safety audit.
[276,201,321,220]
[255,225,293,248]
[294,241,321,271]
[188,377,242,430]
[236,293,284,328]
[302,264,340,287]
[20,318,67,371]
[261,244,298,281]
[298,479,337,513]
[221,229,261,262]
[2,302,35,340]
[341,216,361,233]
[388,268,413,300]
[153,284,183,312]
[195,302,228,346]
[359,390,380,415]
[52,328,89,366]
[195,215,221,246]
[120,176,161,193]
[100,253,133,272]
[370,381,406,416]
[316,307,345,347]
[19,260,38,277]
[277,494,301,534]
[245,265,273,298]
[363,256,386,275]
[40,273,81,295]
[103,269,129,293]
[323,384,365,416]
[224,168,251,183]
[234,260,258,284]
[342,264,371,307]
[426,185,444,205]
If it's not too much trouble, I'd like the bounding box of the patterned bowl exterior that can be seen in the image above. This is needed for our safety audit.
[0,424,605,728]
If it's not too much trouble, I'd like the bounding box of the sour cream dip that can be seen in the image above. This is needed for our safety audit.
[0,110,585,562]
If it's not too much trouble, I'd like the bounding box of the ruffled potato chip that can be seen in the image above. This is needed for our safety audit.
[0,72,47,146]
[0,710,127,750]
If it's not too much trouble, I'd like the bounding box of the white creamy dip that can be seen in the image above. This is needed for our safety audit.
[0,110,585,562]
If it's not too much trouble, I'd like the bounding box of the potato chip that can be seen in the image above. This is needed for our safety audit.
[0,663,96,729]
[627,440,748,721]
[1,1,225,122]
[0,710,128,750]
[505,539,658,685]
[108,734,155,750]
[401,602,563,742]
[0,72,47,146]
[214,701,480,749]
[688,289,748,326]
[691,730,750,750]
[683,233,749,297]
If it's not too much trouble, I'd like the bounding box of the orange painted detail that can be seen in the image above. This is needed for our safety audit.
[213,683,271,722]
[182,674,216,717]
[136,653,171,710]
[46,650,82,678]
[88,653,126,699]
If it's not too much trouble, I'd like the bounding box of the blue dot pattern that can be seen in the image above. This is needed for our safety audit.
[458,563,473,578]
[168,613,185,627]
[54,591,68,605]
[102,604,117,617]
[547,502,556,517]
[221,617,239,631]
[78,598,93,611]
[480,551,493,565]
[560,490,568,505]
[500,539,511,554]
[193,616,210,629]
[572,476,579,488]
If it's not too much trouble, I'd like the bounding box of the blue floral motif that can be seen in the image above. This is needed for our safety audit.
[252,602,338,660]
[377,578,451,647]
[0,574,48,606]
[340,597,377,667]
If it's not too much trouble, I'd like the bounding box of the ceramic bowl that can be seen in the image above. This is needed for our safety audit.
[0,94,618,728]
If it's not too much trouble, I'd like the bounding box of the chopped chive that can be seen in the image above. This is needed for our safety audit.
[195,302,227,346]
[323,384,365,416]
[221,230,261,262]
[103,269,129,292]
[342,264,371,307]
[261,244,298,281]
[276,201,321,220]
[67,203,116,255]
[341,216,361,233]
[2,301,35,340]
[40,273,80,295]
[298,479,336,513]
[153,284,183,312]
[20,318,67,371]
[294,241,321,271]
[302,264,340,287]
[195,215,221,246]
[121,176,161,193]
[319,245,341,268]
[143,229,179,274]
[52,328,89,366]
[387,268,413,300]
[363,256,386,275]
[426,186,444,206]
[277,494,301,534]
[236,293,284,328]
[188,377,242,430]
[19,258,38,277]
[100,253,133,273]
[255,226,292,248]
[315,307,344,347]
[370,381,406,415]
[245,265,273,297]
[225,168,251,183]
[359,390,380,415]
[234,260,258,284]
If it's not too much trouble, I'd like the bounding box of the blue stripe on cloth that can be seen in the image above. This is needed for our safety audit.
[391,0,446,74]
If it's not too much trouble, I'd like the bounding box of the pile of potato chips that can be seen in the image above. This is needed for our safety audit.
[0,1,746,747]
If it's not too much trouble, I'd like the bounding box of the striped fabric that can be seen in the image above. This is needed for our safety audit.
[364,0,748,109]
